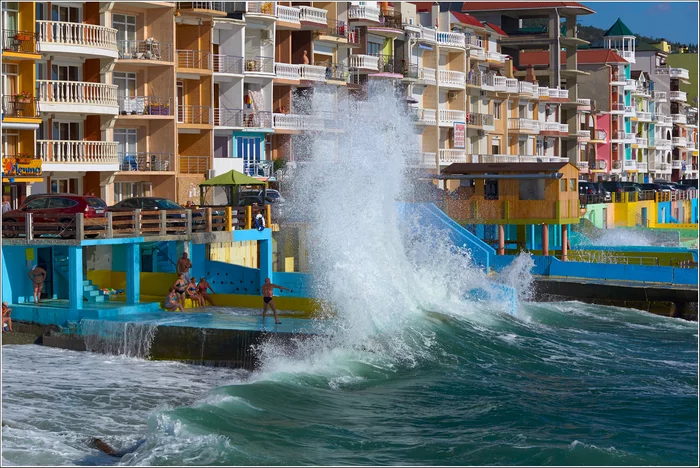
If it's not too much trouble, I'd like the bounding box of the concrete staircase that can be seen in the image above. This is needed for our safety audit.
[54,254,108,303]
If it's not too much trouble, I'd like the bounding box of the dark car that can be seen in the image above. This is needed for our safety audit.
[601,181,625,194]
[679,178,698,189]
[579,181,611,202]
[2,194,107,238]
[109,197,225,231]
[639,183,671,193]
[621,183,642,193]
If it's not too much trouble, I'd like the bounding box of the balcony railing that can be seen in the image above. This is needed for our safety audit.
[214,107,243,127]
[177,105,212,125]
[465,33,483,49]
[652,91,667,101]
[213,54,243,74]
[508,118,540,132]
[576,98,591,106]
[119,152,173,172]
[655,67,690,80]
[348,5,380,23]
[669,91,687,102]
[436,31,464,48]
[624,132,636,143]
[687,141,697,150]
[177,49,211,69]
[438,69,465,87]
[624,79,636,90]
[671,113,687,124]
[439,109,465,125]
[276,5,300,23]
[119,96,173,116]
[672,137,687,147]
[274,63,300,80]
[518,81,536,97]
[118,39,172,62]
[623,160,637,171]
[539,121,561,132]
[637,161,648,172]
[636,111,652,121]
[179,155,210,174]
[635,137,648,147]
[418,67,436,85]
[37,140,118,164]
[37,80,118,108]
[247,2,276,15]
[650,162,671,172]
[416,25,437,43]
[411,107,436,125]
[348,54,379,71]
[245,56,274,74]
[272,113,323,131]
[671,159,683,169]
[466,112,494,129]
[242,110,272,128]
[470,49,486,61]
[321,19,348,38]
[325,63,349,82]
[300,64,327,82]
[244,160,274,179]
[656,139,672,149]
[377,11,402,29]
[298,6,327,25]
[624,105,636,116]
[373,54,402,75]
[36,20,117,52]
[487,51,507,63]
[439,149,467,164]
[176,2,225,11]
[1,95,38,118]
[2,29,37,54]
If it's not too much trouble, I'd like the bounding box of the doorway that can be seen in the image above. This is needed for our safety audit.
[36,247,54,300]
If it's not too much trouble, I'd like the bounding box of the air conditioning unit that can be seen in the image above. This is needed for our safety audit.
[207,169,216,179]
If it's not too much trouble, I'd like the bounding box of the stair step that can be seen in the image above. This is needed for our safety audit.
[82,280,92,286]
[87,295,105,303]
[85,289,102,297]
[83,285,98,292]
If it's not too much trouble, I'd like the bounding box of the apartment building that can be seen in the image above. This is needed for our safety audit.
[1,1,42,209]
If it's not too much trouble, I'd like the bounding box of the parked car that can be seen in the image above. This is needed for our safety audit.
[639,183,672,193]
[579,181,611,202]
[601,181,625,194]
[2,194,107,238]
[621,183,642,193]
[108,197,226,231]
[679,178,698,189]
[239,189,283,204]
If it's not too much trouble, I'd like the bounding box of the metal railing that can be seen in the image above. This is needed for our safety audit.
[118,39,172,61]
[245,56,274,73]
[119,152,173,172]
[324,63,349,82]
[179,155,210,173]
[378,10,402,29]
[37,140,118,164]
[213,54,243,74]
[466,112,494,128]
[119,96,173,116]
[214,107,243,127]
[244,160,273,178]
[36,20,117,50]
[1,95,38,118]
[2,29,37,54]
[247,2,276,15]
[177,49,211,69]
[322,19,348,38]
[177,105,212,124]
[37,80,118,107]
[242,110,272,128]
[176,2,225,11]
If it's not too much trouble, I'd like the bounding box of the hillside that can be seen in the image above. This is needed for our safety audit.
[665,54,699,105]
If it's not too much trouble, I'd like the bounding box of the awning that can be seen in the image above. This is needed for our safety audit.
[2,177,43,183]
[199,169,266,187]
[1,122,40,130]
[418,44,433,50]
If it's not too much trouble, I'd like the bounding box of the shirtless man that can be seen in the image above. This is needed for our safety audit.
[197,277,215,307]
[28,264,46,304]
[261,277,291,324]
[176,252,192,283]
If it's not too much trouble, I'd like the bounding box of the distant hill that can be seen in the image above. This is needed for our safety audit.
[666,54,699,105]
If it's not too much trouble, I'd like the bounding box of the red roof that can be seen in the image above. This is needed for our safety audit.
[519,49,628,66]
[462,2,595,14]
[484,22,507,36]
[412,2,433,13]
[450,11,484,28]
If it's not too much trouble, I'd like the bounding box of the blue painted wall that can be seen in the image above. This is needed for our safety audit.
[2,246,33,303]
[204,261,260,295]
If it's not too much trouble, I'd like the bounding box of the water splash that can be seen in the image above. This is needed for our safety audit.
[81,319,158,359]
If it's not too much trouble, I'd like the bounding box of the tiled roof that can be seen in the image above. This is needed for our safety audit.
[484,22,507,36]
[519,49,628,66]
[450,11,484,29]
[461,2,595,14]
[412,2,433,13]
[603,18,635,37]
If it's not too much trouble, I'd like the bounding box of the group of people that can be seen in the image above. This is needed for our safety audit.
[164,252,215,311]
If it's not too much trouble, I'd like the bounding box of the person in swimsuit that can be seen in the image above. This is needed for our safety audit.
[28,264,47,304]
[177,252,192,283]
[164,287,184,312]
[261,277,291,324]
[173,273,188,306]
[2,302,12,332]
[186,277,200,308]
[197,277,215,307]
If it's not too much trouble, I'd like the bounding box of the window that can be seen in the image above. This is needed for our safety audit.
[237,136,263,176]
[51,4,80,22]
[114,182,151,202]
[86,198,106,208]
[48,198,78,209]
[519,104,527,118]
[114,72,137,99]
[493,101,501,120]
[115,128,138,169]
[367,41,382,56]
[52,122,80,140]
[2,2,18,32]
[485,179,498,200]
[50,178,78,194]
[519,179,545,200]
[491,137,500,155]
[2,130,18,157]
[51,64,80,81]
[570,179,576,191]
[560,179,567,191]
[113,14,137,57]
[536,138,544,156]
[2,63,18,97]
[25,198,48,210]
[518,138,527,156]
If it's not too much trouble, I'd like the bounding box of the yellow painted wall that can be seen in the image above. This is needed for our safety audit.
[209,241,258,267]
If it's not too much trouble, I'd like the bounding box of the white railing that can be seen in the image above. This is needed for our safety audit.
[298,6,327,24]
[481,73,495,90]
[300,64,326,82]
[436,31,464,48]
[655,67,690,80]
[669,91,687,101]
[672,137,687,147]
[518,81,536,96]
[610,130,625,141]
[276,4,300,23]
[247,2,276,15]
[418,67,436,85]
[438,69,465,87]
[624,132,636,143]
[415,108,436,125]
[470,49,486,61]
[576,98,591,106]
[37,140,118,164]
[478,154,569,163]
[558,123,570,133]
[576,130,591,139]
[439,149,467,164]
[656,139,672,149]
[419,152,437,166]
[417,25,437,43]
[636,111,652,121]
[611,102,625,112]
[37,80,118,107]
[624,105,636,116]
[36,20,117,51]
[671,113,687,124]
[671,160,683,169]
[623,160,637,170]
[272,113,322,131]
[637,162,648,172]
[508,118,540,132]
[577,161,589,170]
[493,76,507,91]
[487,51,506,63]
[540,121,560,131]
[538,87,550,98]
[635,137,648,147]
[465,34,483,49]
[274,63,300,79]
[651,162,671,172]
[348,5,380,23]
[504,78,518,93]
[439,109,465,125]
[657,115,673,125]
[652,91,667,101]
[348,54,379,70]
[687,141,697,150]
[624,79,636,90]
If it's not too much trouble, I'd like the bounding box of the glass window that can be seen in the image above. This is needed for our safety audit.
[560,179,566,191]
[156,199,182,210]
[519,179,545,200]
[493,101,501,120]
[367,41,382,56]
[570,179,576,191]
[86,198,106,208]
[48,197,78,209]
[24,198,47,210]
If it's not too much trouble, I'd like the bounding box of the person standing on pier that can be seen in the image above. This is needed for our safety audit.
[177,252,192,283]
[261,278,291,325]
[28,264,46,304]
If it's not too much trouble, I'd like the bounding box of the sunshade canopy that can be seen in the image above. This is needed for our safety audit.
[199,169,266,187]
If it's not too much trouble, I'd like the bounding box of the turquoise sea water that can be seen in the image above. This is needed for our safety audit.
[2,302,697,466]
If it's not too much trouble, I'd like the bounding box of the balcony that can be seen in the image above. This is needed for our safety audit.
[637,161,648,172]
[179,155,210,174]
[624,79,636,90]
[117,40,172,63]
[214,108,243,127]
[656,115,673,126]
[36,21,118,59]
[655,67,690,80]
[246,2,277,16]
[652,91,667,102]
[508,118,540,133]
[276,5,300,24]
[539,121,562,132]
[518,81,536,97]
[611,160,622,172]
[537,87,550,98]
[610,76,627,86]
[671,113,687,124]
[274,63,300,80]
[669,91,687,102]
[177,105,212,125]
[118,96,174,116]
[636,111,652,122]
[348,54,379,71]
[634,137,648,148]
[611,103,625,113]
[687,141,697,150]
[411,108,436,125]
[651,162,671,173]
[242,111,272,129]
[2,29,37,54]
[610,131,626,142]
[465,34,483,49]
[244,56,274,74]
[672,137,687,147]
[439,149,467,164]
[470,49,486,61]
[671,159,683,169]
[415,25,437,44]
[576,161,589,170]
[37,140,119,169]
[1,95,38,119]
[213,55,244,76]
[593,160,607,170]
[298,6,327,27]
[409,152,437,167]
[177,50,212,71]
[624,132,636,143]
[348,5,381,23]
[373,11,403,31]
[481,73,495,91]
[273,113,321,131]
[118,152,173,172]
[575,129,591,140]
[438,69,465,89]
[438,109,465,126]
[656,139,672,150]
[493,76,517,92]
[487,51,507,63]
[632,85,651,97]
[576,98,591,107]
[436,31,464,49]
[623,160,637,171]
[324,63,349,82]
[416,67,436,85]
[624,105,636,117]
[466,112,495,130]
[37,80,118,115]
[300,64,327,82]
[176,2,226,14]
